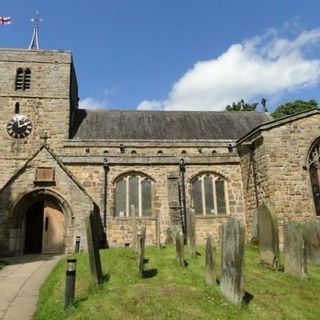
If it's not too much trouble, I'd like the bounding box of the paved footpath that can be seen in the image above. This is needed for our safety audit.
[0,254,64,320]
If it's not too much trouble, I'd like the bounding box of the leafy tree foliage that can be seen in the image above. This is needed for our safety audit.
[225,99,258,112]
[271,99,318,119]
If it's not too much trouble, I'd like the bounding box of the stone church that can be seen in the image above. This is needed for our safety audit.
[0,47,320,256]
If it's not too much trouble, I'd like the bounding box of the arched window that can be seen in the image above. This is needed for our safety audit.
[191,173,228,215]
[308,139,320,216]
[115,173,153,217]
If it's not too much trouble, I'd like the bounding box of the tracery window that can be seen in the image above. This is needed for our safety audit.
[115,173,153,217]
[191,173,228,216]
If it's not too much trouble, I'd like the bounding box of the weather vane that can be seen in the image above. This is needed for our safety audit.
[28,11,42,50]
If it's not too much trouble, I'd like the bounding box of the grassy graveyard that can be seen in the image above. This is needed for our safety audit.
[34,245,320,320]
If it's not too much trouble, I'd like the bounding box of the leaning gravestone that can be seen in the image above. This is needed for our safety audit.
[187,208,196,257]
[257,202,280,269]
[220,217,245,305]
[205,235,216,286]
[175,230,185,267]
[85,213,104,284]
[137,226,146,278]
[284,221,307,279]
[131,205,138,252]
[303,220,320,265]
[155,215,161,249]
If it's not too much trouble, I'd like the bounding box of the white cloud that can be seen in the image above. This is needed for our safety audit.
[137,28,320,111]
[79,97,109,110]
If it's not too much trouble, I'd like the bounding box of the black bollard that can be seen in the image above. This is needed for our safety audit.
[65,259,77,310]
[75,236,80,253]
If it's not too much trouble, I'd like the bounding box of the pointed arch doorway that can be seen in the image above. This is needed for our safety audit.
[11,189,71,255]
[24,199,64,254]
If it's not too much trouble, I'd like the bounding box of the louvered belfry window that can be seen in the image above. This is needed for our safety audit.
[15,68,31,90]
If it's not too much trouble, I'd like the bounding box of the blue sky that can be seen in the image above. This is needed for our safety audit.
[2,1,320,112]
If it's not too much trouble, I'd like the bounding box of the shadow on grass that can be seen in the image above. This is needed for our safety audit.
[242,291,254,306]
[102,273,110,283]
[143,268,158,278]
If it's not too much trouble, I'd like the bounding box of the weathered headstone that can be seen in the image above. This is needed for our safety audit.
[166,224,181,245]
[137,226,146,278]
[251,211,258,244]
[257,202,280,269]
[131,204,138,252]
[187,208,196,257]
[303,220,320,265]
[85,213,103,284]
[220,217,245,305]
[155,215,161,249]
[175,231,185,267]
[284,221,307,278]
[205,235,216,286]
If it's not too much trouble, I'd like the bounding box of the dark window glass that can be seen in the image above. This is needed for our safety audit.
[142,179,152,216]
[216,178,226,214]
[204,175,214,215]
[115,179,126,217]
[192,179,202,214]
[129,176,139,216]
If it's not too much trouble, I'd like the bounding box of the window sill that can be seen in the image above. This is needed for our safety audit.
[110,216,156,221]
[195,214,229,220]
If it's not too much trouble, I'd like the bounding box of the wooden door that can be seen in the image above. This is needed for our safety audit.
[42,200,64,253]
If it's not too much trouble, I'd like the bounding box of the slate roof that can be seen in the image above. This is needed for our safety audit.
[71,109,270,140]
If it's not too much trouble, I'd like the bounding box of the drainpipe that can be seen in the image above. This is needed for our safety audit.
[179,158,187,244]
[103,158,110,231]
[249,144,259,209]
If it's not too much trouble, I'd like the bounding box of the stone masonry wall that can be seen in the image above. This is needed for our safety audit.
[66,158,244,247]
[0,49,76,189]
[239,114,320,241]
[0,148,95,256]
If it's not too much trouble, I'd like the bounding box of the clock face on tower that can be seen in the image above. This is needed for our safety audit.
[6,114,33,139]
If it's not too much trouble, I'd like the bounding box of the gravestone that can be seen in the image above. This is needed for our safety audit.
[205,235,216,286]
[85,213,103,284]
[303,220,320,265]
[187,208,196,257]
[251,211,258,244]
[220,217,245,305]
[155,215,161,248]
[131,204,138,252]
[137,226,146,278]
[175,231,185,267]
[284,221,307,278]
[257,202,280,269]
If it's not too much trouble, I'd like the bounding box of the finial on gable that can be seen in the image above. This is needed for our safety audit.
[28,11,42,50]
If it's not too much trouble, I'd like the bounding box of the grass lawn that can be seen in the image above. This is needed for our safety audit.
[34,245,320,320]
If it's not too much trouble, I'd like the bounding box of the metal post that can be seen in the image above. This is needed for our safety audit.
[179,158,187,244]
[75,236,80,253]
[103,158,110,230]
[64,259,76,310]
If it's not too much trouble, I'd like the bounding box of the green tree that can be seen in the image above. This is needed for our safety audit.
[271,99,318,119]
[225,99,258,112]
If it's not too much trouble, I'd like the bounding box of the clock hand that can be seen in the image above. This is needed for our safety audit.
[18,121,31,128]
